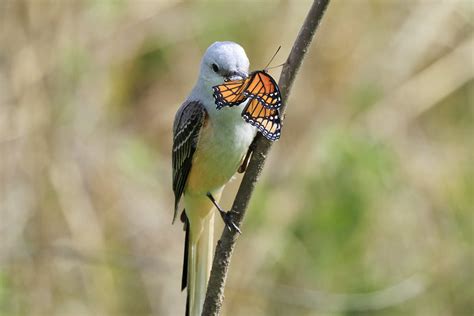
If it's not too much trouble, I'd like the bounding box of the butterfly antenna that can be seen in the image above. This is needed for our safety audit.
[266,62,286,70]
[264,46,281,70]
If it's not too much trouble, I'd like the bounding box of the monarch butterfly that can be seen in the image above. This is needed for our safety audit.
[213,70,282,110]
[212,70,283,141]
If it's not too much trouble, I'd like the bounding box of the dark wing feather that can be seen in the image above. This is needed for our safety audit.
[172,100,207,222]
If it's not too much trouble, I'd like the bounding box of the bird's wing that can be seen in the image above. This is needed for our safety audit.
[172,100,207,223]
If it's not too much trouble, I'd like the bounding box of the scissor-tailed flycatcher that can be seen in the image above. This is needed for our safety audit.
[172,42,256,316]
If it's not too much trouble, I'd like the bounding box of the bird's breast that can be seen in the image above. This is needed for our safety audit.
[185,109,256,195]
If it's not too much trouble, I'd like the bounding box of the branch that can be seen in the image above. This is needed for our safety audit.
[202,1,331,315]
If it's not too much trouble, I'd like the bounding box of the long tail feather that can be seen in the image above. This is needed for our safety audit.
[183,212,214,316]
[181,211,190,291]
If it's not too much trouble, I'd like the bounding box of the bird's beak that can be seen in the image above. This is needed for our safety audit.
[225,70,247,81]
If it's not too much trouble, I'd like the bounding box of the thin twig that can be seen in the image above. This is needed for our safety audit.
[201,1,331,315]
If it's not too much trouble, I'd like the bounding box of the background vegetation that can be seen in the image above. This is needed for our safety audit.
[0,0,472,315]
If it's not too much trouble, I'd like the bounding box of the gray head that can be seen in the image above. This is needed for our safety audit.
[199,41,250,87]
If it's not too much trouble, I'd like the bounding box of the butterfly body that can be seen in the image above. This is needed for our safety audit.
[212,70,283,141]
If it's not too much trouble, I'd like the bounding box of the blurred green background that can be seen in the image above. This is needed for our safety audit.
[0,0,473,315]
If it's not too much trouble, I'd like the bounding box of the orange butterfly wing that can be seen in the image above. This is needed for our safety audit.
[242,98,281,141]
[243,71,281,109]
[213,71,282,110]
[212,77,251,109]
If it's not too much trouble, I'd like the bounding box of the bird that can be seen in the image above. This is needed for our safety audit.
[172,41,257,316]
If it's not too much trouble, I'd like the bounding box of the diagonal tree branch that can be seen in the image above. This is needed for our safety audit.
[202,1,331,315]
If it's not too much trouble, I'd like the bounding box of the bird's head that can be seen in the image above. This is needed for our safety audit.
[199,41,249,86]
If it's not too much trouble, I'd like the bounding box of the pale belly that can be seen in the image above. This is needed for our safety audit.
[185,117,255,196]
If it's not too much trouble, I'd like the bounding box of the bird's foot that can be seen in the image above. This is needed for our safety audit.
[218,210,241,234]
[206,192,241,234]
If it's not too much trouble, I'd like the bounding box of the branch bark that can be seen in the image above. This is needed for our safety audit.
[202,1,331,315]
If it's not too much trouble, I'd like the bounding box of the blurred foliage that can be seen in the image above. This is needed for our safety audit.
[0,0,473,316]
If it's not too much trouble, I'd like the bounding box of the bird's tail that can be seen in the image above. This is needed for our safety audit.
[182,211,214,316]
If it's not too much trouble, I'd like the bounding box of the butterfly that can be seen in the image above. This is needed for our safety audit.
[213,70,282,110]
[212,70,282,141]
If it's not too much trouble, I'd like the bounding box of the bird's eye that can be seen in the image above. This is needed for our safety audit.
[212,63,219,73]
